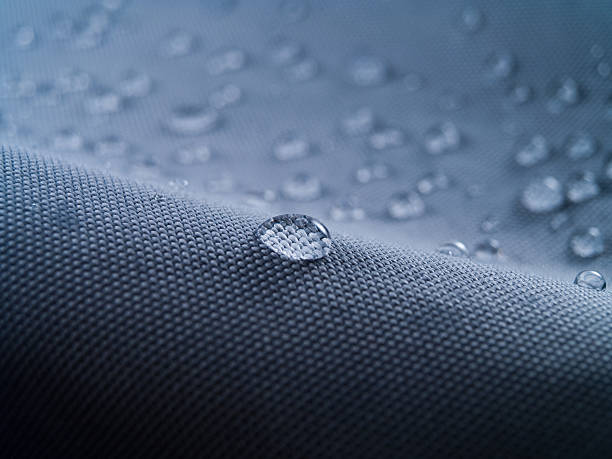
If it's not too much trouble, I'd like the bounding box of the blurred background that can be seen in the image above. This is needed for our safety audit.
[1,0,611,281]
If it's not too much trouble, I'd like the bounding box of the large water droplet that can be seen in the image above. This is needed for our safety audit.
[257,214,331,261]
[570,227,605,258]
[207,49,247,76]
[387,191,425,220]
[208,84,242,109]
[565,132,597,160]
[84,86,121,115]
[348,55,388,87]
[165,104,218,136]
[159,30,198,58]
[273,132,312,161]
[566,171,600,204]
[437,241,470,257]
[574,270,606,291]
[118,70,152,98]
[424,121,461,155]
[368,127,405,150]
[282,173,322,201]
[515,135,550,167]
[341,107,375,137]
[521,176,564,213]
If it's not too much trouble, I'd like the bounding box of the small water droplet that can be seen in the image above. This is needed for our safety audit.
[368,127,405,150]
[459,6,484,33]
[341,107,375,137]
[84,86,121,115]
[424,121,461,155]
[168,178,190,192]
[355,161,390,184]
[118,70,152,98]
[14,25,36,50]
[565,132,597,160]
[53,128,84,152]
[268,37,304,66]
[348,55,388,87]
[548,76,581,108]
[474,238,502,262]
[566,171,600,204]
[387,191,425,220]
[597,61,611,79]
[437,241,470,257]
[273,132,312,161]
[521,176,564,213]
[175,144,212,165]
[484,51,515,81]
[329,197,366,222]
[207,49,247,76]
[574,270,606,291]
[258,214,331,261]
[282,173,322,201]
[590,44,605,59]
[507,84,533,105]
[94,135,129,157]
[56,68,91,94]
[570,227,605,258]
[72,5,112,49]
[159,30,198,58]
[480,214,500,233]
[515,135,551,167]
[209,84,242,109]
[416,171,450,195]
[278,0,310,23]
[165,104,218,136]
[284,57,319,82]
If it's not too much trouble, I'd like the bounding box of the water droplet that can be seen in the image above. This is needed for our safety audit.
[507,84,533,105]
[84,86,121,115]
[348,55,388,87]
[480,214,500,233]
[355,161,390,184]
[590,44,605,59]
[341,107,375,137]
[521,176,564,213]
[14,25,36,50]
[416,171,450,195]
[437,241,470,257]
[329,197,366,222]
[404,73,425,92]
[159,30,198,58]
[278,0,310,23]
[597,61,611,79]
[574,270,606,291]
[565,132,597,160]
[570,227,605,258]
[257,214,331,261]
[368,127,405,150]
[52,128,84,152]
[168,178,190,192]
[243,189,278,209]
[284,57,319,82]
[566,171,600,204]
[175,144,212,165]
[550,212,570,232]
[424,121,461,155]
[118,70,152,98]
[268,37,304,66]
[484,51,515,81]
[273,132,312,161]
[515,135,551,167]
[56,68,91,94]
[165,104,218,136]
[387,191,425,220]
[72,5,112,49]
[474,239,502,262]
[206,49,247,76]
[282,173,322,201]
[209,84,242,110]
[548,76,581,108]
[94,135,129,157]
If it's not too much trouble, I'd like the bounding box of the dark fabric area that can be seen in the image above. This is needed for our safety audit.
[1,147,612,458]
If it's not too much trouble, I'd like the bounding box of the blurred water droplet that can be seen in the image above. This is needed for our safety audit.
[466,183,484,199]
[84,86,121,115]
[515,135,550,167]
[424,121,461,155]
[72,5,112,49]
[459,6,484,33]
[417,171,450,195]
[574,270,606,291]
[14,25,36,50]
[268,37,304,66]
[168,178,190,192]
[175,144,212,165]
[387,191,425,220]
[590,44,605,59]
[565,132,597,160]
[341,107,375,137]
[507,84,533,105]
[348,55,388,87]
[437,241,470,257]
[566,171,600,204]
[521,176,564,213]
[94,135,129,157]
[257,214,331,261]
[56,68,91,94]
[597,61,611,78]
[404,73,425,92]
[284,57,319,82]
[474,239,502,262]
[243,189,278,209]
[480,214,500,233]
[209,84,242,109]
[548,76,581,108]
[329,197,366,222]
[273,132,312,161]
[282,173,322,201]
[165,104,218,136]
[550,212,570,232]
[207,49,247,75]
[355,161,390,184]
[118,70,152,98]
[159,30,198,58]
[102,0,125,11]
[53,128,84,152]
[368,127,404,150]
[570,227,605,258]
[484,51,515,81]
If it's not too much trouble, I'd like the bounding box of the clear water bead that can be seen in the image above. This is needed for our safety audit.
[257,214,332,261]
[566,171,600,204]
[273,133,312,161]
[521,176,564,213]
[387,191,425,220]
[166,104,218,136]
[570,227,605,258]
[515,135,550,167]
[348,55,388,87]
[574,270,606,291]
[424,122,461,155]
[437,241,470,258]
[565,132,597,160]
[282,173,322,201]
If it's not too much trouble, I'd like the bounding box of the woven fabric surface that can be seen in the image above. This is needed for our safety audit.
[2,147,612,458]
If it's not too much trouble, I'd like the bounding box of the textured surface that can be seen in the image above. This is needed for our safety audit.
[2,148,612,458]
